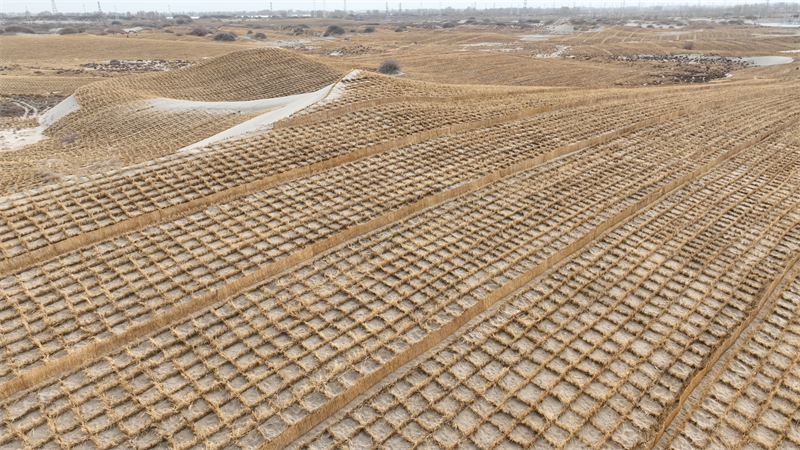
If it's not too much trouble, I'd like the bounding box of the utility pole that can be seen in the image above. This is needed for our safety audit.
[115,5,119,20]
[51,0,59,16]
[344,0,346,16]
[97,1,102,14]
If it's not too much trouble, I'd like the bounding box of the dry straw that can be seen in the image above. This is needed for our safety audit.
[264,115,798,450]
[653,256,800,450]
[0,88,797,450]
[292,125,800,450]
[1,88,782,398]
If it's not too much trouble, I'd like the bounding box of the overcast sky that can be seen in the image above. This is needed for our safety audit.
[2,0,782,15]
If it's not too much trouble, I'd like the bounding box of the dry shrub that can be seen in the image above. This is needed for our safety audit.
[683,41,694,50]
[5,25,36,34]
[364,26,375,33]
[254,32,267,39]
[188,27,212,37]
[213,31,237,41]
[59,27,79,35]
[323,25,345,37]
[378,59,401,74]
[61,132,81,145]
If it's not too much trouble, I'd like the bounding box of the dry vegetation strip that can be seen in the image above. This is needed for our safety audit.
[263,111,799,450]
[644,255,800,450]
[0,86,580,260]
[0,95,795,449]
[279,80,748,131]
[651,257,800,450]
[0,84,725,271]
[291,127,800,450]
[0,77,101,97]
[0,92,699,393]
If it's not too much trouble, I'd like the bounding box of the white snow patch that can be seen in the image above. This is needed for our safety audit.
[535,45,570,58]
[740,55,794,66]
[520,34,552,41]
[176,83,336,151]
[548,24,580,34]
[462,42,506,47]
[39,95,80,129]
[148,91,328,113]
[312,70,359,109]
[0,127,46,152]
[1,94,80,151]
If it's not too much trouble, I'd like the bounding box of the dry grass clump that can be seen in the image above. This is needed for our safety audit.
[324,25,346,37]
[3,25,36,34]
[58,27,79,35]
[188,27,213,36]
[378,59,401,74]
[213,31,237,41]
